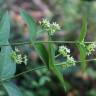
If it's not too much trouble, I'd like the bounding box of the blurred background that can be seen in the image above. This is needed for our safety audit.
[1,0,96,96]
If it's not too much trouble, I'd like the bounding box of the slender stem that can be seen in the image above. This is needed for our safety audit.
[48,32,55,68]
[0,66,46,85]
[38,30,44,33]
[0,41,95,47]
[56,58,96,66]
[55,54,61,58]
[0,58,96,86]
[36,41,94,44]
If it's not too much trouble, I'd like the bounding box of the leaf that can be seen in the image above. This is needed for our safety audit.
[79,16,87,42]
[20,10,36,42]
[0,45,16,80]
[0,10,5,20]
[0,12,16,80]
[35,43,49,66]
[77,44,86,70]
[20,10,48,69]
[49,44,68,90]
[3,81,23,96]
[0,11,10,45]
[77,16,87,71]
[48,33,68,91]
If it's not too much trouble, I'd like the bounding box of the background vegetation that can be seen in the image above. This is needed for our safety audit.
[1,0,96,96]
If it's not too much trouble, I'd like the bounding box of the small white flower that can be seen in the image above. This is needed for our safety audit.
[42,19,50,26]
[52,22,60,30]
[61,55,76,68]
[87,42,96,55]
[15,47,20,52]
[39,19,50,29]
[50,22,61,35]
[66,55,76,66]
[23,55,28,65]
[11,48,28,65]
[59,46,70,56]
[16,54,23,64]
[39,19,61,35]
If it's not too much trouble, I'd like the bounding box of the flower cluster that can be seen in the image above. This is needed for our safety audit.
[58,45,76,67]
[87,42,96,55]
[66,55,76,66]
[11,48,28,65]
[59,46,70,57]
[39,19,60,35]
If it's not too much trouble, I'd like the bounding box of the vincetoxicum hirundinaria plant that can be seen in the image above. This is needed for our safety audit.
[0,10,96,96]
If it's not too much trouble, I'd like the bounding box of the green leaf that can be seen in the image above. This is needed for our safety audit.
[0,11,10,45]
[20,10,49,69]
[0,12,16,80]
[49,43,68,90]
[79,16,87,42]
[3,81,23,96]
[20,10,36,42]
[48,33,68,91]
[0,10,5,20]
[34,43,49,66]
[0,45,16,80]
[77,16,87,71]
[51,64,68,90]
[77,44,86,70]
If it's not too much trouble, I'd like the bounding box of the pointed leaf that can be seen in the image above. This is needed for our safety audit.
[35,43,49,66]
[20,10,36,41]
[3,81,23,96]
[77,16,87,71]
[77,44,86,70]
[0,12,16,80]
[0,11,10,45]
[48,33,68,90]
[79,16,87,42]
[0,45,16,80]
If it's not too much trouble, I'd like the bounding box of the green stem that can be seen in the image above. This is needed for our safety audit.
[0,41,95,47]
[0,58,96,86]
[48,32,68,91]
[48,33,55,68]
[55,54,61,58]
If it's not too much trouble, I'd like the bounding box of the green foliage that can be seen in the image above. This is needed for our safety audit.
[0,12,16,80]
[35,43,49,66]
[20,10,68,90]
[0,8,94,96]
[48,32,68,90]
[3,81,23,96]
[77,44,86,70]
[0,46,16,79]
[20,10,36,42]
[77,16,87,70]
[0,11,10,45]
[79,16,87,42]
[20,10,49,67]
[0,12,22,96]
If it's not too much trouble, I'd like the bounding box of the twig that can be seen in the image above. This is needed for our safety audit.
[0,41,95,47]
[0,58,96,85]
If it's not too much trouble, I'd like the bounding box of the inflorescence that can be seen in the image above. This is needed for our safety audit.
[39,18,60,35]
[39,19,96,68]
[11,47,28,65]
[10,19,96,68]
[58,45,76,67]
[87,42,96,55]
